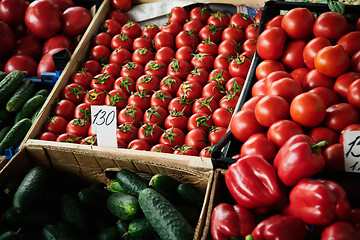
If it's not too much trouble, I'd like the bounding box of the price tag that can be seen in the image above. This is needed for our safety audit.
[90,105,117,148]
[343,130,360,173]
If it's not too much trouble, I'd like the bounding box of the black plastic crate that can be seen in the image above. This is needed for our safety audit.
[211,0,360,169]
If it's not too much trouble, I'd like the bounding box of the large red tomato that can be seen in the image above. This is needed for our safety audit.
[280,40,306,70]
[5,55,37,77]
[230,109,264,143]
[61,6,92,36]
[25,0,62,39]
[42,34,74,55]
[37,48,68,77]
[281,7,315,40]
[303,37,332,70]
[47,0,75,12]
[337,31,360,58]
[314,45,350,78]
[111,0,132,12]
[0,0,27,26]
[256,27,286,60]
[313,11,349,42]
[14,35,42,59]
[325,103,360,132]
[347,79,360,110]
[0,20,14,57]
[254,95,290,127]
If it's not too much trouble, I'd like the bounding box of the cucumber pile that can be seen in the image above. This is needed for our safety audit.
[0,166,204,240]
[0,70,49,155]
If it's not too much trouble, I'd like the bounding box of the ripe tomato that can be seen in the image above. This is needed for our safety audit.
[107,10,128,26]
[339,124,360,144]
[24,0,61,39]
[333,72,360,101]
[185,128,208,151]
[61,83,86,105]
[116,122,138,144]
[4,55,37,77]
[251,79,267,97]
[127,90,151,112]
[212,107,232,128]
[199,145,213,158]
[309,126,338,149]
[183,19,204,35]
[265,15,283,29]
[187,112,213,134]
[173,145,199,156]
[83,89,106,105]
[303,37,332,70]
[168,97,192,118]
[101,63,121,79]
[91,73,115,92]
[138,122,163,145]
[189,6,210,25]
[111,0,132,12]
[175,45,194,62]
[52,99,76,121]
[105,89,128,110]
[308,87,340,108]
[280,8,315,40]
[228,55,251,78]
[159,127,185,148]
[150,89,172,109]
[121,21,141,39]
[70,70,94,90]
[128,139,151,151]
[66,118,90,138]
[81,59,102,76]
[197,38,218,57]
[0,0,27,25]
[219,93,239,110]
[208,126,227,146]
[169,6,188,25]
[150,143,173,153]
[161,20,182,37]
[39,131,57,141]
[118,104,143,127]
[193,97,218,115]
[256,27,286,60]
[244,23,259,40]
[120,61,144,80]
[241,133,276,163]
[230,109,264,143]
[141,24,160,39]
[186,67,210,87]
[175,30,199,49]
[302,69,334,91]
[213,53,231,70]
[347,79,360,110]
[290,92,327,128]
[191,53,214,72]
[337,31,360,58]
[132,47,154,66]
[280,40,306,70]
[325,103,360,132]
[314,45,350,78]
[0,21,14,57]
[74,102,91,121]
[267,77,303,103]
[324,143,344,172]
[218,39,239,57]
[144,60,167,79]
[202,81,226,102]
[111,32,133,51]
[255,95,290,127]
[177,81,202,101]
[90,45,111,63]
[154,31,174,51]
[222,26,245,44]
[229,12,253,29]
[47,0,74,11]
[313,11,349,42]
[164,109,188,132]
[155,46,175,65]
[110,47,131,66]
[267,119,304,149]
[167,59,192,80]
[241,95,264,111]
[199,24,223,44]
[133,36,153,51]
[255,60,285,80]
[136,74,160,93]
[264,70,293,89]
[56,132,81,143]
[61,6,92,36]
[80,135,98,146]
[15,35,43,59]
[143,106,168,127]
[290,68,310,87]
[209,68,231,85]
[43,116,68,134]
[159,75,182,96]
[242,38,257,55]
[207,11,230,28]
[351,50,360,73]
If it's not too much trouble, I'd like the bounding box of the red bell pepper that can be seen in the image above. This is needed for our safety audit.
[211,203,256,240]
[321,221,360,240]
[250,214,307,240]
[273,134,327,186]
[288,178,352,226]
[225,155,286,211]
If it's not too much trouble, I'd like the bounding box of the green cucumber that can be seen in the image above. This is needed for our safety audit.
[109,179,126,193]
[107,192,140,220]
[0,231,21,240]
[41,222,78,240]
[149,173,180,200]
[34,88,50,98]
[116,219,130,236]
[115,169,148,197]
[124,217,155,238]
[97,226,121,240]
[0,70,24,103]
[77,187,110,213]
[3,178,21,198]
[0,109,12,127]
[60,194,89,232]
[5,206,56,227]
[12,166,48,213]
[177,183,204,207]
[0,126,11,143]
[138,188,194,240]
[14,95,46,123]
[0,71,7,82]
[176,205,201,227]
[0,118,32,155]
[6,80,35,113]
[30,105,43,123]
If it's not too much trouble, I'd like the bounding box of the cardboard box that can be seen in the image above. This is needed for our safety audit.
[0,142,214,240]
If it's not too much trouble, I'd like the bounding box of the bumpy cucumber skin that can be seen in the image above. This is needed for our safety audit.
[0,109,12,126]
[107,192,140,220]
[127,217,155,238]
[115,169,148,197]
[138,188,194,240]
[34,88,50,98]
[60,194,89,232]
[0,71,24,104]
[77,187,109,213]
[0,118,32,155]
[109,180,126,193]
[6,80,35,113]
[0,126,11,143]
[177,183,204,207]
[15,95,46,123]
[149,174,180,200]
[12,166,47,213]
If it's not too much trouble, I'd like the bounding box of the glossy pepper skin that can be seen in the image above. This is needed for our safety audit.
[288,178,352,226]
[225,155,286,211]
[211,203,256,240]
[273,134,326,186]
[251,214,307,240]
[321,221,360,240]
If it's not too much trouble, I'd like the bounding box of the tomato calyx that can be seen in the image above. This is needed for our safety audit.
[100,22,110,32]
[146,61,165,71]
[196,96,215,111]
[72,118,88,126]
[180,82,193,95]
[145,24,158,30]
[170,59,180,72]
[211,11,226,21]
[142,122,159,137]
[209,69,227,84]
[86,89,104,101]
[196,115,212,128]
[311,141,328,155]
[78,107,91,121]
[226,107,234,114]
[153,144,165,152]
[59,133,82,143]
[65,86,84,99]
[162,127,181,144]
[160,76,177,90]
[169,108,185,117]
[185,29,196,37]
[178,95,193,105]
[123,61,136,70]
[137,74,153,85]
[137,47,150,55]
[107,92,126,105]
[118,121,136,133]
[145,106,162,121]
[93,73,111,85]
[192,52,209,63]
[124,105,139,119]
[208,23,222,34]
[211,83,226,94]
[116,32,130,41]
[117,75,133,93]
[229,80,244,95]
[124,21,136,29]
[174,144,195,153]
[190,66,202,76]
[195,6,209,17]
[82,135,97,145]
[78,68,87,75]
[132,89,150,99]
[153,90,172,101]
[201,37,216,46]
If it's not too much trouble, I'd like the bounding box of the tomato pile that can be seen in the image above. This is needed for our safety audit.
[38,0,264,157]
[0,0,92,77]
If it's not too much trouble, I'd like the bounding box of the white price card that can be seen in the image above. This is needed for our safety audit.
[90,105,117,148]
[343,130,360,173]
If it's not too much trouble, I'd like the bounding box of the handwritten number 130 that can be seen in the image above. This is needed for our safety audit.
[92,109,115,126]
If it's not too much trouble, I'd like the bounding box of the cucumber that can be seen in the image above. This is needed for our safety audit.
[0,109,12,126]
[60,194,89,232]
[149,174,180,200]
[5,206,56,227]
[0,118,32,155]
[124,217,155,238]
[0,231,21,240]
[0,70,24,104]
[177,183,204,207]
[4,206,22,225]
[138,188,194,240]
[97,226,121,240]
[34,88,50,98]
[6,80,35,113]
[3,178,21,198]
[116,219,130,236]
[12,166,47,213]
[115,169,148,197]
[41,222,78,240]
[107,192,140,220]
[14,95,46,123]
[0,71,7,82]
[109,179,126,193]
[77,187,110,213]
[176,205,201,227]
[30,105,43,123]
[0,126,11,143]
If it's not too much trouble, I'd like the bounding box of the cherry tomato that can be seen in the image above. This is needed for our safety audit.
[159,75,183,96]
[83,89,106,105]
[101,63,121,79]
[132,47,154,66]
[154,31,174,51]
[199,24,223,44]
[141,24,160,39]
[136,74,160,93]
[143,106,168,127]
[110,47,131,66]
[229,12,253,29]
[105,89,128,110]
[186,67,210,87]
[173,144,199,156]
[244,23,259,40]
[102,19,121,37]
[230,109,264,143]
[225,77,245,96]
[74,103,91,121]
[90,45,111,63]
[61,83,86,105]
[121,21,141,39]
[207,11,230,29]
[107,10,128,26]
[150,143,173,153]
[213,53,231,70]
[111,32,133,51]
[228,55,251,78]
[127,90,151,111]
[120,61,144,80]
[91,73,115,92]
[187,112,213,134]
[290,92,326,128]
[150,89,172,109]
[160,20,182,37]
[219,93,239,110]
[155,46,175,66]
[52,99,76,121]
[133,36,153,51]
[189,6,210,25]
[144,60,167,79]
[199,145,213,158]
[66,118,90,138]
[167,59,192,81]
[191,53,214,72]
[70,69,93,89]
[202,81,226,102]
[81,59,102,76]
[193,97,218,115]
[164,109,188,132]
[175,45,194,62]
[56,132,81,143]
[183,19,204,35]
[208,126,227,146]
